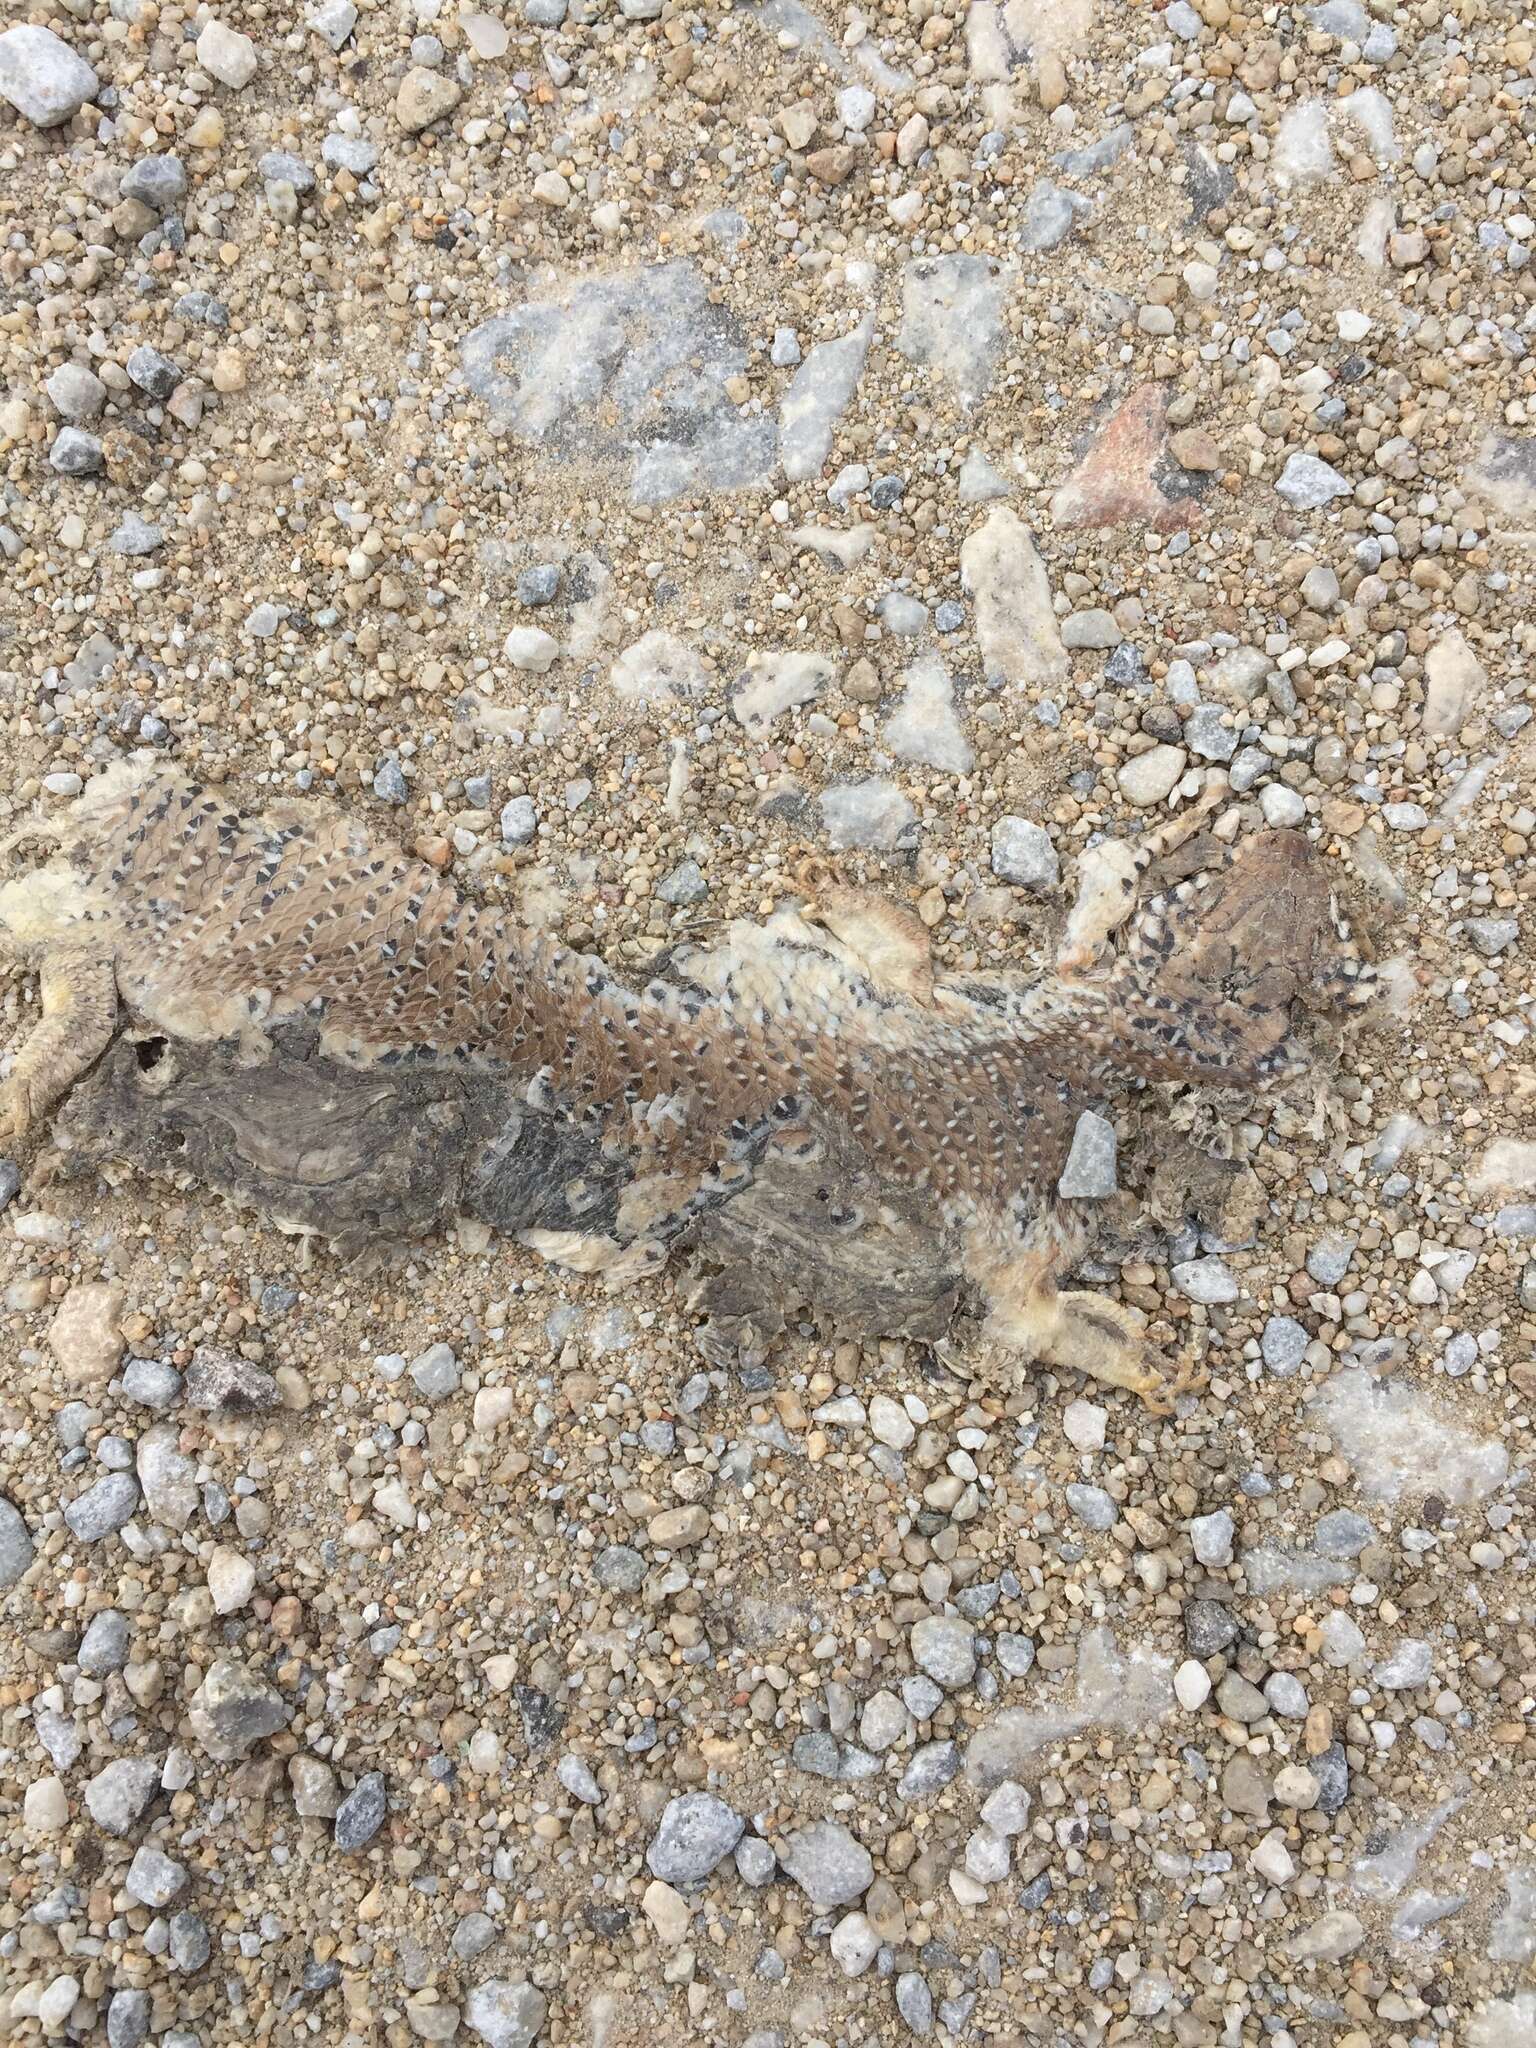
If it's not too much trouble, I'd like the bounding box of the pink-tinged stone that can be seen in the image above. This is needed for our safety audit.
[1049,384,1205,534]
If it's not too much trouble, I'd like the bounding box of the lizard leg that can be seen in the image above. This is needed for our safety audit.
[0,944,118,1140]
[968,1221,1201,1414]
[995,1283,1184,1412]
[1056,775,1229,977]
[795,858,934,1003]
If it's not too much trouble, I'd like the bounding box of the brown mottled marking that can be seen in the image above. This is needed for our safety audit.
[1,759,1375,1409]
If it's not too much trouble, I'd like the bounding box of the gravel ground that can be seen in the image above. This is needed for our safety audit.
[2,3,1534,2047]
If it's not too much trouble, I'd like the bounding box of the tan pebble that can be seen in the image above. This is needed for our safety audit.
[187,107,224,148]
[1037,53,1067,111]
[48,1281,126,1385]
[643,1879,691,1943]
[648,1505,709,1548]
[211,349,246,393]
[1169,428,1221,471]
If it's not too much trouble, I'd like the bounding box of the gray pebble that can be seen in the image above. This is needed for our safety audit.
[1172,1257,1238,1304]
[373,758,408,804]
[1018,177,1085,252]
[556,1754,601,1805]
[463,1977,549,2048]
[50,426,104,476]
[516,563,560,606]
[110,512,165,558]
[168,1910,210,1973]
[1190,1507,1235,1566]
[258,149,315,192]
[898,1740,959,1801]
[989,816,1058,888]
[1466,917,1518,956]
[1260,1314,1308,1375]
[79,1608,130,1673]
[1313,1742,1350,1814]
[84,1756,161,1836]
[647,1792,744,1885]
[1184,704,1238,762]
[525,0,568,19]
[0,1493,35,1589]
[1263,1671,1309,1718]
[452,1910,497,1960]
[334,1771,387,1851]
[995,1633,1035,1677]
[1066,1483,1115,1531]
[409,1342,459,1401]
[1374,1639,1433,1690]
[1275,451,1352,509]
[1058,1110,1117,1198]
[1185,1600,1239,1656]
[896,1971,934,2036]
[1215,1672,1267,1722]
[126,344,180,399]
[175,290,229,328]
[1306,1233,1356,1286]
[499,795,537,845]
[594,1543,645,1592]
[64,1470,139,1542]
[657,859,707,906]
[0,1159,19,1210]
[736,1834,777,1885]
[122,1356,182,1408]
[126,1842,187,1907]
[121,154,186,210]
[911,1614,975,1689]
[1314,1509,1374,1559]
[780,1819,873,1906]
[106,1988,152,2048]
[901,1674,943,1719]
[322,133,378,175]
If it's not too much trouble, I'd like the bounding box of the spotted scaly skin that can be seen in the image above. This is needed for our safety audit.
[0,758,1374,1410]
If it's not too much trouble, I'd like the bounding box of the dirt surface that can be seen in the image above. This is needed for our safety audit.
[1,2,1534,2046]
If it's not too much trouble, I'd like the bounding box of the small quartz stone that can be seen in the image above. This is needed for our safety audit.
[646,1793,744,1885]
[0,24,98,128]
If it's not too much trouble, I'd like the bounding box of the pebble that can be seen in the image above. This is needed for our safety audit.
[188,1658,288,1759]
[989,817,1058,888]
[46,363,106,421]
[0,23,98,128]
[121,155,187,211]
[1260,1315,1308,1375]
[1174,1659,1212,1710]
[646,1793,744,1885]
[1117,745,1187,806]
[1374,1639,1433,1690]
[126,1844,187,1907]
[1190,1508,1235,1566]
[78,1608,130,1673]
[334,1772,387,1851]
[84,1756,161,1837]
[910,1615,976,1689]
[1172,1258,1238,1304]
[196,20,259,89]
[781,1821,873,1907]
[63,1471,139,1543]
[463,1980,548,2048]
[24,1776,69,1832]
[1058,1110,1117,1199]
[106,1990,152,2048]
[0,1494,35,1589]
[409,1341,460,1400]
[1275,452,1352,509]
